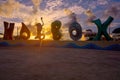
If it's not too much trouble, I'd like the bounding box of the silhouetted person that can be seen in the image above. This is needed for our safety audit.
[35,17,44,39]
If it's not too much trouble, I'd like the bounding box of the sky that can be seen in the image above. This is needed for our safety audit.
[0,0,120,40]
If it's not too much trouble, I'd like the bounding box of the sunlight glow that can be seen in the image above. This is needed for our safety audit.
[80,35,87,41]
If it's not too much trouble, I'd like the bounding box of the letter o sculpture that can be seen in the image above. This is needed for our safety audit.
[51,20,62,40]
[69,22,82,41]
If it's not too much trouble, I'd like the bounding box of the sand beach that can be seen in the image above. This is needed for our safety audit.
[0,46,120,80]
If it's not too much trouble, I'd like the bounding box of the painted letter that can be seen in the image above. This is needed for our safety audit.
[92,16,114,41]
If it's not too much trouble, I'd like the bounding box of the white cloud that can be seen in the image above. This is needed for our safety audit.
[67,5,85,14]
[46,0,63,10]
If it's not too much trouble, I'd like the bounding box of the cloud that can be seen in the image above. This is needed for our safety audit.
[67,5,85,14]
[0,16,23,22]
[97,0,109,5]
[0,0,20,17]
[32,0,42,13]
[109,22,120,28]
[104,2,120,19]
[64,5,85,23]
[46,0,63,10]
[84,9,96,26]
[0,0,86,25]
[86,0,109,9]
[0,0,35,23]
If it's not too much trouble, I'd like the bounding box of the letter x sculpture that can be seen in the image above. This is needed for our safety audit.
[92,16,114,41]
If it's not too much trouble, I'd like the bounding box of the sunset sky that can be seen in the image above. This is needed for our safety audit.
[0,0,120,40]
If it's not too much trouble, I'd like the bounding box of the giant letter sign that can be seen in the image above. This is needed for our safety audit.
[51,20,62,40]
[69,21,82,41]
[3,21,14,40]
[92,16,114,41]
[20,22,30,40]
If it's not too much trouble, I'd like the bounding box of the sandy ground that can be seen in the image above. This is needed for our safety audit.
[0,47,120,80]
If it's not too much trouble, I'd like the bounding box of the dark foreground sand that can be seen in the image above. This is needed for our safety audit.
[0,47,120,80]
